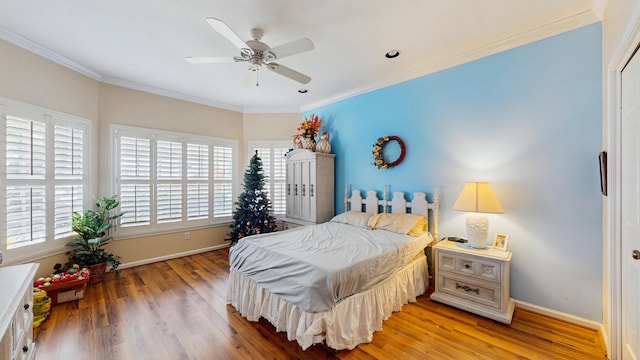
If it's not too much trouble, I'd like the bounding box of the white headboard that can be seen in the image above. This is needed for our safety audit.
[344,185,439,241]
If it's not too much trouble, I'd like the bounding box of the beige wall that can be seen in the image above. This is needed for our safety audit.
[241,112,300,167]
[93,84,244,277]
[97,83,244,195]
[601,0,640,354]
[0,38,302,278]
[0,40,99,120]
[0,39,100,200]
[242,113,300,140]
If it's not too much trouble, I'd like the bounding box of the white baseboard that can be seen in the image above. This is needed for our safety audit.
[514,299,602,331]
[117,243,230,270]
[515,300,609,357]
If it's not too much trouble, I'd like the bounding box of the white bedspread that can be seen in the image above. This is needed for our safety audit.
[229,222,431,313]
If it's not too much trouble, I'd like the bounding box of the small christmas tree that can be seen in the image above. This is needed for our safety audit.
[227,151,278,245]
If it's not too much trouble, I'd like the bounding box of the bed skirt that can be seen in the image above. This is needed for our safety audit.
[226,252,429,350]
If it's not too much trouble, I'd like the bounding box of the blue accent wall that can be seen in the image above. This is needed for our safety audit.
[305,23,602,321]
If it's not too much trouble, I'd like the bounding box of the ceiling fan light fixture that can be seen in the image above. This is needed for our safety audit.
[262,51,276,64]
[385,50,400,58]
[239,48,252,61]
[188,18,314,85]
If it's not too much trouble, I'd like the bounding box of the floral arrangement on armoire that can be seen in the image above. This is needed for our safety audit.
[293,114,331,153]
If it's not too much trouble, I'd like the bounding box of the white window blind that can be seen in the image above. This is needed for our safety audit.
[249,142,289,216]
[187,143,209,220]
[113,125,236,235]
[54,185,83,239]
[6,116,46,179]
[213,145,233,217]
[6,186,46,248]
[55,125,83,179]
[156,140,182,223]
[119,136,151,227]
[1,100,89,254]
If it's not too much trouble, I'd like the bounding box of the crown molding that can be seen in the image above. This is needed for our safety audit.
[0,9,600,115]
[0,26,103,81]
[101,76,244,113]
[301,10,600,112]
[100,77,301,114]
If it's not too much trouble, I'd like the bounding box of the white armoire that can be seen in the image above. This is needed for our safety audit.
[284,149,335,228]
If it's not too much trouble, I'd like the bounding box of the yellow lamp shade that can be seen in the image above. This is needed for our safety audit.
[453,182,504,214]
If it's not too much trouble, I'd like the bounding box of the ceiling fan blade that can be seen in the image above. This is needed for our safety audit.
[185,56,236,64]
[269,38,314,59]
[205,17,248,50]
[267,63,311,84]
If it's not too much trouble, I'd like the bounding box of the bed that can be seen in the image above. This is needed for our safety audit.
[227,185,439,350]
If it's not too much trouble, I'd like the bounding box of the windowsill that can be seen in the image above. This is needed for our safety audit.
[113,221,232,241]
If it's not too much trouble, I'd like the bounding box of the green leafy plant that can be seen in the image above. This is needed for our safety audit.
[65,195,124,276]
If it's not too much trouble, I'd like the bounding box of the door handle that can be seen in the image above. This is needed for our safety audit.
[633,249,640,260]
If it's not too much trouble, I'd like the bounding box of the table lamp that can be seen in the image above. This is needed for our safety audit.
[452,182,504,248]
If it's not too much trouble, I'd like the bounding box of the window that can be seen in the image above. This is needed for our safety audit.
[112,125,237,236]
[248,141,289,216]
[0,99,90,260]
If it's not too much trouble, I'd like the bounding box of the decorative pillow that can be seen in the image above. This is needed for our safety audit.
[330,211,374,228]
[367,213,428,236]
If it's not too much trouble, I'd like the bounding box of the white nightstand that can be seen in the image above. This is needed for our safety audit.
[430,240,514,324]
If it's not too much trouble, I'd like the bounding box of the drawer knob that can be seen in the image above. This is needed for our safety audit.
[464,264,471,269]
[23,303,29,310]
[22,345,29,353]
[456,282,480,295]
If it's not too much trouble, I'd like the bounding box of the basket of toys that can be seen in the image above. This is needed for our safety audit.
[34,265,90,305]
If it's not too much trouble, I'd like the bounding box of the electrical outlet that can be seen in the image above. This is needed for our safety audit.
[184,232,190,240]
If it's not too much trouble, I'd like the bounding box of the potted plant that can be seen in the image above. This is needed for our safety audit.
[66,195,124,284]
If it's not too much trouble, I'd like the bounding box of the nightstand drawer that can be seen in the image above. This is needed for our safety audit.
[438,251,501,283]
[439,274,501,309]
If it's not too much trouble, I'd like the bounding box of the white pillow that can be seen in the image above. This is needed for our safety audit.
[367,213,428,236]
[330,211,374,228]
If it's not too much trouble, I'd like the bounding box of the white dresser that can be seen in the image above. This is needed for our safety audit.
[284,149,335,228]
[431,240,514,324]
[0,263,38,360]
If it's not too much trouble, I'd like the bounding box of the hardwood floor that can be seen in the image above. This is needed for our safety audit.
[34,248,607,359]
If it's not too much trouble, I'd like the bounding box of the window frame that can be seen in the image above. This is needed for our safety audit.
[110,125,238,238]
[248,140,290,218]
[0,97,91,265]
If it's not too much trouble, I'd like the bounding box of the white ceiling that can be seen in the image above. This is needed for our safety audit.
[0,1,600,113]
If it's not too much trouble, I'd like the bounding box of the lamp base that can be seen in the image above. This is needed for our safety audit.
[465,213,489,248]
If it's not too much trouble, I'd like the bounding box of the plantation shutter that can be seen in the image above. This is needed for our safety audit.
[187,143,209,220]
[1,100,90,254]
[6,116,46,179]
[249,144,288,216]
[54,185,83,238]
[120,136,151,226]
[5,116,47,248]
[213,145,233,217]
[53,124,85,238]
[156,140,182,223]
[54,125,83,178]
[272,147,288,215]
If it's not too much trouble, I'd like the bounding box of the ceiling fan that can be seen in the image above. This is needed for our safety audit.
[186,17,314,85]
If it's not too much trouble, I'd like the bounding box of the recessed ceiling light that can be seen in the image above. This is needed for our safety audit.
[385,50,400,59]
[298,89,308,94]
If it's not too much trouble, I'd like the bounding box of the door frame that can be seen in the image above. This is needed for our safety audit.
[607,10,640,360]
